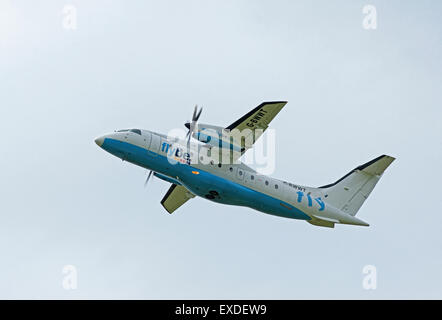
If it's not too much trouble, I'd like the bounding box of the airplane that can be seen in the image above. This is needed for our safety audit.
[95,101,394,228]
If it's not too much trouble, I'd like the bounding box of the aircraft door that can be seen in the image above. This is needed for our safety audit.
[143,131,152,149]
[282,182,291,199]
[244,171,252,184]
[149,133,161,156]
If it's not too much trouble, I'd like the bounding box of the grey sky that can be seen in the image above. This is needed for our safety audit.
[0,0,441,299]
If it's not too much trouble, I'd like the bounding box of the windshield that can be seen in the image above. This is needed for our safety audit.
[116,129,141,135]
[130,129,141,135]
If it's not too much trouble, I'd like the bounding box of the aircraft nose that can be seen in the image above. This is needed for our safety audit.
[94,136,105,147]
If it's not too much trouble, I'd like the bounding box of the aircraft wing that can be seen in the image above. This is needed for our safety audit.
[225,101,287,161]
[160,184,195,214]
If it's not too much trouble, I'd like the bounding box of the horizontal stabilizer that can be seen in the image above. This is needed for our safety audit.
[307,216,336,228]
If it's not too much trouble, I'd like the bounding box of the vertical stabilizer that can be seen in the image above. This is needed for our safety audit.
[318,155,395,216]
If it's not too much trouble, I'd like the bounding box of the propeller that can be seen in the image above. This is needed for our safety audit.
[184,104,203,151]
[144,170,153,187]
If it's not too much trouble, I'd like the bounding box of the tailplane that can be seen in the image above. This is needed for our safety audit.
[318,155,395,216]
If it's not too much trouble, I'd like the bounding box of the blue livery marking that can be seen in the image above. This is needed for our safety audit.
[101,138,311,221]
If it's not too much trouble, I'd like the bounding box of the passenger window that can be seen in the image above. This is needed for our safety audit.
[265,181,269,186]
[275,184,278,189]
[251,175,254,180]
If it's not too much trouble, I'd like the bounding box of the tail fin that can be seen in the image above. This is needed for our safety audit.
[318,155,395,216]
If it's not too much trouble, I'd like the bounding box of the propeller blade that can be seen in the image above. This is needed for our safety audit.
[184,104,203,148]
[144,170,153,187]
[192,105,198,121]
[195,106,203,121]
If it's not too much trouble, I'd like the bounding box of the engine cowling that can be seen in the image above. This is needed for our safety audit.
[191,123,243,152]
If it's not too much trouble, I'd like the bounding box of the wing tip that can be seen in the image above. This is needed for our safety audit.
[259,100,288,107]
[225,101,287,130]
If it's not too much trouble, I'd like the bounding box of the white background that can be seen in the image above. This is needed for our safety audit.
[1,0,441,298]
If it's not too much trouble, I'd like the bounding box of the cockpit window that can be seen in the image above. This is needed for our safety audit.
[116,129,141,135]
[130,129,141,135]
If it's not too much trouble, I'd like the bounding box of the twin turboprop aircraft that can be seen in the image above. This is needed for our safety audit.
[95,101,394,228]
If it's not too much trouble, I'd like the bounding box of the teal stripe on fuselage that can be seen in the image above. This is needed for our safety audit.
[101,138,311,221]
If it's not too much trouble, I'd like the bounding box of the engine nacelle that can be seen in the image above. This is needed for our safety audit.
[192,123,243,152]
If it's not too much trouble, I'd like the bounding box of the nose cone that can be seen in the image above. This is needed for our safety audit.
[94,136,105,147]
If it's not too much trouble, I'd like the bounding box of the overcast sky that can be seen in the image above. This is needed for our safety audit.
[1,0,441,299]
